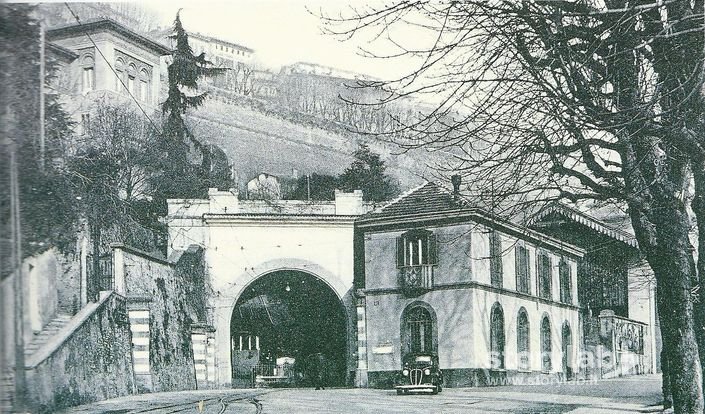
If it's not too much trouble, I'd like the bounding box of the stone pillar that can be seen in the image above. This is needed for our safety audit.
[128,306,152,392]
[335,190,364,215]
[209,188,239,214]
[355,291,368,387]
[213,300,233,388]
[112,246,126,296]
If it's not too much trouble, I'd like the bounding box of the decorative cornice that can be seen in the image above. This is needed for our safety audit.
[203,213,358,227]
[364,281,581,311]
[358,209,585,258]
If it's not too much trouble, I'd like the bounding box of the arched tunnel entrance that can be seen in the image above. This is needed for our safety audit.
[230,270,347,388]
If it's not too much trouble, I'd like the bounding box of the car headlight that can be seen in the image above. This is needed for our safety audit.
[402,369,409,376]
[424,368,431,375]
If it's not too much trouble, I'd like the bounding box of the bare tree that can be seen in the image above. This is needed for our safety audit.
[321,1,704,412]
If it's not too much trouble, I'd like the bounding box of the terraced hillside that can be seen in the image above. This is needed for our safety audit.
[186,96,437,191]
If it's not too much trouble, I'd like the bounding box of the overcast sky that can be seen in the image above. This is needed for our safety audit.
[142,0,403,79]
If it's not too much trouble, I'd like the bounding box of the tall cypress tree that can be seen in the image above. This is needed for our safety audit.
[152,11,227,202]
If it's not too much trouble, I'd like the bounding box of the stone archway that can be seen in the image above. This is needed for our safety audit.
[229,269,348,388]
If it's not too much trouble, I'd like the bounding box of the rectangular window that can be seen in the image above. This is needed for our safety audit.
[128,76,135,96]
[489,231,503,288]
[140,80,148,102]
[82,67,94,92]
[538,252,552,300]
[515,245,530,294]
[560,258,572,304]
[396,230,437,267]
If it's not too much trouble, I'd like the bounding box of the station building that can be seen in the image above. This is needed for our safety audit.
[355,181,583,387]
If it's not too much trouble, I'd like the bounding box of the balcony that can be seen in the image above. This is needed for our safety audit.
[399,265,434,296]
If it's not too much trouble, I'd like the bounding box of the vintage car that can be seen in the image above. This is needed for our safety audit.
[395,353,443,395]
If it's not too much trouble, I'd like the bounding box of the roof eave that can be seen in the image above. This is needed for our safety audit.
[358,208,585,258]
[47,19,173,56]
[529,204,638,248]
[46,42,78,61]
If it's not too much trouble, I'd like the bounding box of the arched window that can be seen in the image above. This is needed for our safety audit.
[517,308,530,370]
[114,58,124,91]
[139,68,150,102]
[490,303,505,369]
[81,55,95,92]
[541,316,552,372]
[127,63,137,95]
[403,305,434,354]
[562,322,572,378]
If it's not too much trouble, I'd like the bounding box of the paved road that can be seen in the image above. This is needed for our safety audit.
[59,375,662,414]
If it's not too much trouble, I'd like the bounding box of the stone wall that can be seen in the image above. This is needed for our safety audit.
[117,244,206,392]
[25,292,135,413]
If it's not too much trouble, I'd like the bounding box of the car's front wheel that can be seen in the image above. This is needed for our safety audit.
[431,386,439,395]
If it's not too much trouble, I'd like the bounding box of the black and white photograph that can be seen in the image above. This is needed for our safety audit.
[0,1,703,413]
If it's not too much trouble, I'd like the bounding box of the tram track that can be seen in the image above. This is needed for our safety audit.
[118,389,276,414]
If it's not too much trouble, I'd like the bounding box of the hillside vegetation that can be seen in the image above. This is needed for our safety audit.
[187,95,434,191]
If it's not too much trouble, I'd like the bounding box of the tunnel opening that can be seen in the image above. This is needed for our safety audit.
[230,270,347,388]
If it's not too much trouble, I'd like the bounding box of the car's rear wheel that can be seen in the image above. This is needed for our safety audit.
[437,383,443,393]
[396,389,403,395]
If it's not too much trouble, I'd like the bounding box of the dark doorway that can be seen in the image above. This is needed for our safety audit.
[230,270,347,388]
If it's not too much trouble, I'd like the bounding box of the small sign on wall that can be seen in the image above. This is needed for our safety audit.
[373,342,394,354]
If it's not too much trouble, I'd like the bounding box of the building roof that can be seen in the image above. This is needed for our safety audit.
[363,181,464,220]
[47,18,172,56]
[358,181,585,257]
[528,203,638,248]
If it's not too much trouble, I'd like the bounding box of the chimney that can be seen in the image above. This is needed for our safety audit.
[451,175,461,199]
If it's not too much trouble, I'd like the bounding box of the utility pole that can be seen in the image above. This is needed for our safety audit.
[39,19,45,173]
[307,174,311,201]
[7,106,28,413]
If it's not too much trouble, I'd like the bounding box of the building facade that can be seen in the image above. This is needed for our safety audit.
[46,18,171,129]
[167,189,372,388]
[355,182,583,387]
[529,203,660,377]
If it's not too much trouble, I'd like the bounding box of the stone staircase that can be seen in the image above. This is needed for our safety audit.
[24,313,73,358]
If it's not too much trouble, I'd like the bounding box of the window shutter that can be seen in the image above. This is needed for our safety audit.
[396,236,404,268]
[515,245,521,292]
[428,233,438,265]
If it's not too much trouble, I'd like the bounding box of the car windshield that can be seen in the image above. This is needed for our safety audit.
[415,356,432,363]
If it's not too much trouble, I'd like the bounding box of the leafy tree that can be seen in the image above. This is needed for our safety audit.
[323,1,704,411]
[1,4,80,261]
[64,104,163,298]
[339,143,398,202]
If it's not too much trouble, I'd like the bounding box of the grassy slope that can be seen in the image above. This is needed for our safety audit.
[186,98,436,190]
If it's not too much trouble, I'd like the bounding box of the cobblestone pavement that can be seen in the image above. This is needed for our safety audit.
[58,375,662,414]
